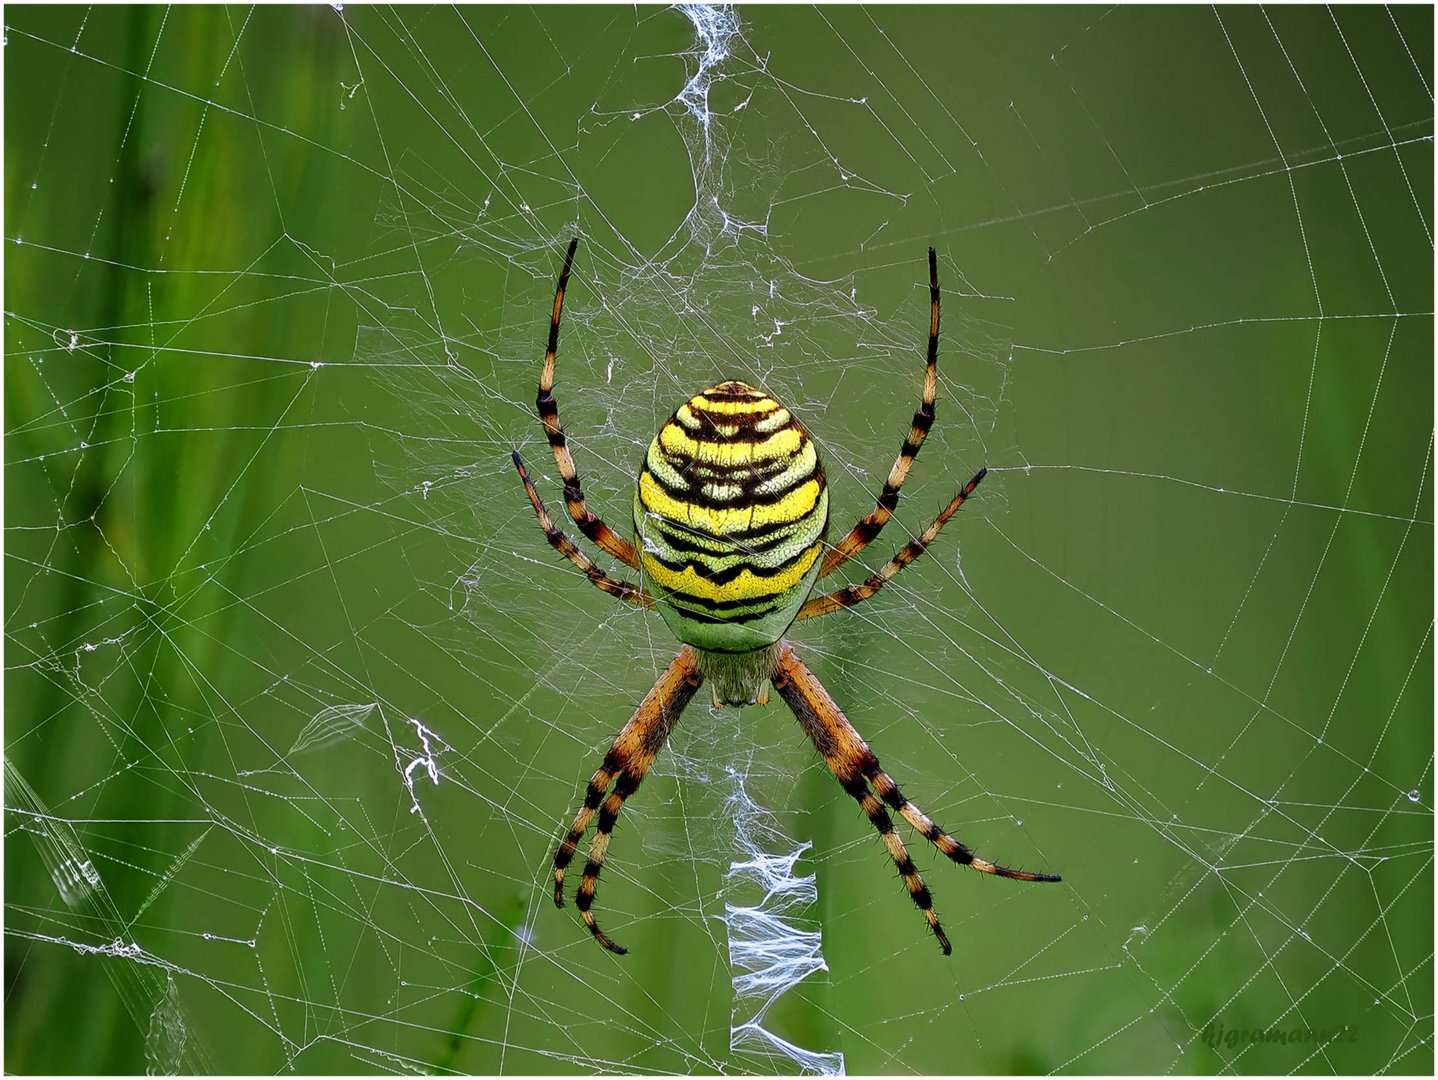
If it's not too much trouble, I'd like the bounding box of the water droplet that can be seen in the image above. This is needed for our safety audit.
[1408,790,1421,803]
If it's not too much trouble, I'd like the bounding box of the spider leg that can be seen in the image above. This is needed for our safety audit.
[820,246,942,579]
[865,769,1061,883]
[771,641,1059,955]
[552,647,703,954]
[536,238,642,570]
[796,467,985,622]
[771,642,951,955]
[512,451,653,610]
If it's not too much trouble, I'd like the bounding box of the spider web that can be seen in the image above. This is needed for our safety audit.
[4,4,1433,1074]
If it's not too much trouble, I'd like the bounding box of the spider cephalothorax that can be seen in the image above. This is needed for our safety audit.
[513,240,1059,955]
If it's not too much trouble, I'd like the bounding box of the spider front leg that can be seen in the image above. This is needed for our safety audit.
[864,766,1061,883]
[771,642,1059,956]
[552,647,703,954]
[772,642,951,953]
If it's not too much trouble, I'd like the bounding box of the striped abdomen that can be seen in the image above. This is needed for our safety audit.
[634,381,828,654]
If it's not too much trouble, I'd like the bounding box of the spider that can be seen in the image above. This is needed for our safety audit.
[513,240,1060,956]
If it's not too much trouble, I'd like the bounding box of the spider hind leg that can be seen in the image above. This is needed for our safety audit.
[512,451,653,610]
[534,238,642,570]
[820,247,944,578]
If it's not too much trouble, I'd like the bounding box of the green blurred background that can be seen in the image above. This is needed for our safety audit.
[5,5,1432,1074]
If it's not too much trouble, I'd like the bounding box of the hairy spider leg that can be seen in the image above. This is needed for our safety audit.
[798,467,987,621]
[771,641,1059,955]
[552,647,703,954]
[536,238,642,570]
[771,642,951,953]
[821,246,944,578]
[513,450,653,609]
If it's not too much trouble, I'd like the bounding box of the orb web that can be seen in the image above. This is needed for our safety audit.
[5,5,1432,1074]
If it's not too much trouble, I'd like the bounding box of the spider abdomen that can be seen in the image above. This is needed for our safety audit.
[634,381,829,660]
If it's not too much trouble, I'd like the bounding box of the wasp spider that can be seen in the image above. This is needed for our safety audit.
[514,240,1060,956]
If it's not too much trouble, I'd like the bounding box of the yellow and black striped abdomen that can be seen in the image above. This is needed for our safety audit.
[634,381,828,654]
